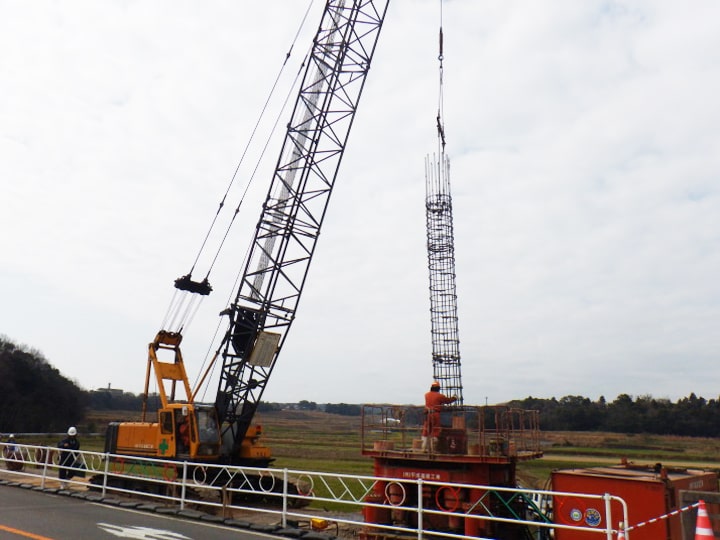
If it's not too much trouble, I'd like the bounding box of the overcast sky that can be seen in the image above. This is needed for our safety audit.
[1,1,718,407]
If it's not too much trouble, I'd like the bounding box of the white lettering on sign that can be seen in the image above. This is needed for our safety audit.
[97,523,192,539]
[401,471,442,481]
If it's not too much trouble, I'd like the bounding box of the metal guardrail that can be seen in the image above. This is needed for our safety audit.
[1,442,629,539]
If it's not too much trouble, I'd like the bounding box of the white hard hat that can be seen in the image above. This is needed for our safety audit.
[67,427,77,436]
[9,434,15,439]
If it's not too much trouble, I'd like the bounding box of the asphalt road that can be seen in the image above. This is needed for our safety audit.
[0,485,283,540]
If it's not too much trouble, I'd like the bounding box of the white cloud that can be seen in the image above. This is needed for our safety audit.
[1,1,719,407]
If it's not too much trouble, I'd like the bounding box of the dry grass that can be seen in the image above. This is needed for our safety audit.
[80,409,720,486]
[540,430,720,462]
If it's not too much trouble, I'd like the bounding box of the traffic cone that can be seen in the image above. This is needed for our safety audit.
[695,499,713,540]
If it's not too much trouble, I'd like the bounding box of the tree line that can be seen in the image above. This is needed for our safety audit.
[0,337,85,432]
[0,336,363,433]
[508,394,720,437]
[3,335,720,438]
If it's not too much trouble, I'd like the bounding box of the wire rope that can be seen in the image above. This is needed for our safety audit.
[184,0,317,281]
[200,48,312,283]
[187,2,318,395]
[188,40,315,396]
[162,0,316,338]
[437,0,446,152]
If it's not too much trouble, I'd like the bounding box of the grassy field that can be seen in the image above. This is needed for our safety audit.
[73,408,720,489]
[260,410,720,488]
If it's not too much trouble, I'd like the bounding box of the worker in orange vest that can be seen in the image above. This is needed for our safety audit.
[421,381,457,452]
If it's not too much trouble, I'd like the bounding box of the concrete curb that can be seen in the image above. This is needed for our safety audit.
[0,479,340,539]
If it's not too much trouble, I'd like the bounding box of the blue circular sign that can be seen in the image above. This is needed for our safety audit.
[585,508,602,527]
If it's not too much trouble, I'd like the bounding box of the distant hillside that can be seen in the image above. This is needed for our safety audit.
[0,336,86,432]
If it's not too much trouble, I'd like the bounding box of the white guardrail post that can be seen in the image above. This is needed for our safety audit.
[282,468,289,528]
[603,492,614,540]
[41,446,51,489]
[417,478,424,540]
[102,452,110,497]
[180,461,188,510]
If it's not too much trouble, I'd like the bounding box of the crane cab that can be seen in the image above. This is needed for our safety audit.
[105,403,221,461]
[163,403,221,459]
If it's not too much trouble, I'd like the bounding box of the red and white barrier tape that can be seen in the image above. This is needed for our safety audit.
[624,501,701,533]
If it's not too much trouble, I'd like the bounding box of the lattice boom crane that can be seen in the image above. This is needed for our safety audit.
[214,0,390,460]
[102,0,390,478]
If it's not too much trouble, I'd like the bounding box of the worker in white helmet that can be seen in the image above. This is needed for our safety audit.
[57,426,80,488]
[5,434,18,453]
[3,434,23,471]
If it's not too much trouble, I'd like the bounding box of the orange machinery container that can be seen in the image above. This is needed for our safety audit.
[551,462,718,540]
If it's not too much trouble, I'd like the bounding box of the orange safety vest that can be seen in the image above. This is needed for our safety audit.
[423,391,454,436]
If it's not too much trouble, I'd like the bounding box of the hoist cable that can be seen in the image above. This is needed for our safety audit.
[165,0,317,338]
[185,62,304,381]
[201,49,311,283]
[184,0,317,280]
[161,287,181,330]
[190,74,304,391]
[437,0,446,152]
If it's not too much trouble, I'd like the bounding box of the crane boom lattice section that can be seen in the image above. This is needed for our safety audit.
[215,0,389,458]
[425,153,463,404]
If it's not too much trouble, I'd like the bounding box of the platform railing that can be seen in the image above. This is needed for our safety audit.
[1,441,627,539]
[360,404,542,459]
